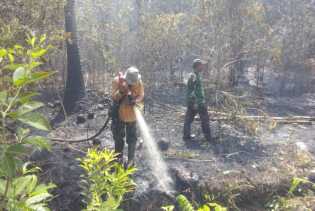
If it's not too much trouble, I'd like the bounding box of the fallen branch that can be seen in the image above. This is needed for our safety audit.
[178,110,315,124]
[215,114,315,123]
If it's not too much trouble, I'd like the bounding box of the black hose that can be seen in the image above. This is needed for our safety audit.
[49,115,111,143]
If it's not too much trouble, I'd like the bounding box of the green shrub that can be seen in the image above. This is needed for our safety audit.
[266,177,315,211]
[79,148,136,211]
[0,34,55,210]
[288,177,315,195]
[163,194,227,211]
[176,195,194,211]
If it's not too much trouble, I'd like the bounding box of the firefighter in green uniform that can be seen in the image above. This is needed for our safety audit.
[183,59,212,143]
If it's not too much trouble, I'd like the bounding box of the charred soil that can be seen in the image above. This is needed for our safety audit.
[32,90,315,211]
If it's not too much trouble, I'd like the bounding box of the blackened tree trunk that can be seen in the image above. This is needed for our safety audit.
[63,0,85,114]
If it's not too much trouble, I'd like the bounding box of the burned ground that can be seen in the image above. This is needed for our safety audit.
[32,90,315,211]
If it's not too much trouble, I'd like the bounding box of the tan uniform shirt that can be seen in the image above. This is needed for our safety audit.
[112,77,144,122]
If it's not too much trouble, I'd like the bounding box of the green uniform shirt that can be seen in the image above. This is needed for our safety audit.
[186,71,205,106]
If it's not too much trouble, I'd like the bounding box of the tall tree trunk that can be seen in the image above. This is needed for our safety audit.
[63,0,85,114]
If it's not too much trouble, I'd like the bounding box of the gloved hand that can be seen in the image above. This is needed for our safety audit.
[118,81,129,95]
[127,94,136,106]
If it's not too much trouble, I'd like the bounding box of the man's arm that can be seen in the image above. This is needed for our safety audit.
[186,73,196,102]
[112,79,127,102]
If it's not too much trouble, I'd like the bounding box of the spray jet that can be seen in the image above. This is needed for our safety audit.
[134,107,174,193]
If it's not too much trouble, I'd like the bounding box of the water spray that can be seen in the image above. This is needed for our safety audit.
[134,107,174,193]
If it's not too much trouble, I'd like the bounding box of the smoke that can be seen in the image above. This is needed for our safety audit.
[134,107,174,193]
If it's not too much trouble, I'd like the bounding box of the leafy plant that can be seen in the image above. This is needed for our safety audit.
[173,195,227,211]
[199,203,227,211]
[266,177,315,211]
[79,148,136,211]
[288,177,315,195]
[176,195,194,211]
[0,163,55,211]
[161,205,175,211]
[0,34,55,210]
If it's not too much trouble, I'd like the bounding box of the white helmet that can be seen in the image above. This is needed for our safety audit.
[124,67,141,85]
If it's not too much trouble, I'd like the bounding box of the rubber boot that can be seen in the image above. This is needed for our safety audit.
[127,143,136,168]
[116,152,124,165]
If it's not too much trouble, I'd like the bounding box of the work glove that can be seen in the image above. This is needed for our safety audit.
[127,94,136,106]
[118,81,129,95]
[121,94,136,106]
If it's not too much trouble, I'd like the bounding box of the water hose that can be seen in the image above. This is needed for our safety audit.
[49,99,142,143]
[49,115,111,143]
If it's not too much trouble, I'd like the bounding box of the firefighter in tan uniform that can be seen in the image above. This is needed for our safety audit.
[111,67,144,167]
